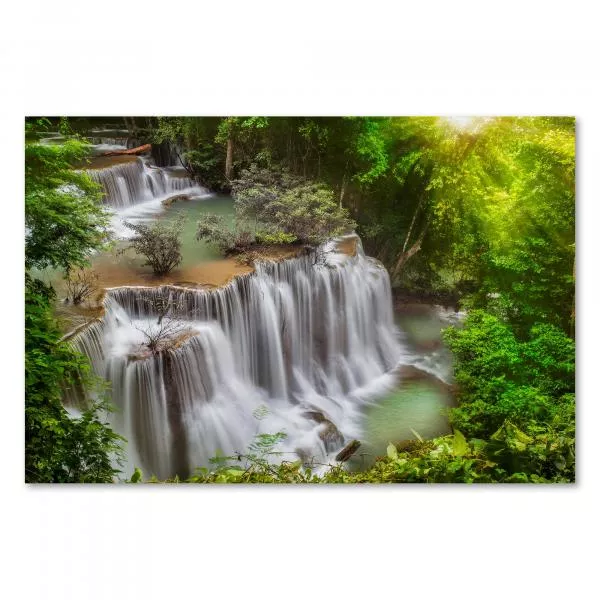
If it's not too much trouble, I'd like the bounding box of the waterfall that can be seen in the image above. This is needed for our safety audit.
[83,156,211,239]
[86,158,208,209]
[67,236,405,479]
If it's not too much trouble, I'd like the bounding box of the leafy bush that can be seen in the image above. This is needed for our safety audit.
[25,133,123,483]
[25,276,124,483]
[231,164,356,246]
[255,230,297,245]
[25,140,110,271]
[129,419,574,484]
[125,216,185,275]
[196,213,255,253]
[441,309,575,480]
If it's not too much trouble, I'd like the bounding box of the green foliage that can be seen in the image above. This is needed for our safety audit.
[183,145,222,189]
[139,419,573,484]
[443,310,574,439]
[196,213,255,253]
[255,230,297,245]
[145,117,574,321]
[25,140,110,271]
[437,309,575,482]
[129,467,143,483]
[196,164,354,252]
[351,117,389,184]
[124,215,185,275]
[268,183,354,245]
[231,165,355,246]
[25,125,123,483]
[25,276,124,483]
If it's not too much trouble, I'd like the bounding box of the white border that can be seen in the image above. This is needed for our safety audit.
[2,2,599,598]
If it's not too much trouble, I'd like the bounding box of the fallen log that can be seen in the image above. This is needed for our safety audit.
[335,439,361,462]
[101,144,151,157]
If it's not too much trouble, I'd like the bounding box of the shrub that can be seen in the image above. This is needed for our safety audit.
[443,310,575,445]
[64,268,98,305]
[25,275,124,483]
[231,164,356,246]
[125,216,184,276]
[196,213,255,253]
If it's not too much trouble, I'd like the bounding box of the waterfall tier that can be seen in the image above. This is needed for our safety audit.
[87,158,208,209]
[67,237,404,479]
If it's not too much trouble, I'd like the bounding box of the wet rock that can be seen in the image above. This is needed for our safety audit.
[396,364,455,403]
[303,409,345,453]
[161,193,190,206]
[392,439,422,453]
[335,439,361,462]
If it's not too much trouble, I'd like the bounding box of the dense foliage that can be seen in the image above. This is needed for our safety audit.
[139,117,574,318]
[25,120,123,483]
[25,139,110,272]
[25,275,124,482]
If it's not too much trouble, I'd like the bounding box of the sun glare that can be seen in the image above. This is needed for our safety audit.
[442,116,489,132]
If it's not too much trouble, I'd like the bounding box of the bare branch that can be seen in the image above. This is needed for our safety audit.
[64,269,99,305]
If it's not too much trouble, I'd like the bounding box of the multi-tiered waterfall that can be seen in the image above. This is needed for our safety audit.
[83,154,210,237]
[66,237,406,479]
[87,157,209,209]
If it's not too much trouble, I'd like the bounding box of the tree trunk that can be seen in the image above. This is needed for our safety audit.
[225,136,234,180]
[123,117,137,136]
[391,232,425,280]
[339,161,349,208]
[389,192,430,280]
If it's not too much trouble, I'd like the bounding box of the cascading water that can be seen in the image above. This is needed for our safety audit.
[83,156,211,238]
[87,158,207,209]
[66,236,412,479]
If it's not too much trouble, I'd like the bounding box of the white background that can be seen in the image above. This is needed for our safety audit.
[1,2,598,598]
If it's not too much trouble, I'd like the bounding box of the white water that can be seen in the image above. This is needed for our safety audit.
[84,156,212,238]
[67,236,414,479]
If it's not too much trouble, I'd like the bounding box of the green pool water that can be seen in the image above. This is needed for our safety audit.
[351,380,453,470]
[350,303,460,470]
[157,194,235,266]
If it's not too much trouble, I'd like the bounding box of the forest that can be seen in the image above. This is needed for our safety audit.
[25,116,575,484]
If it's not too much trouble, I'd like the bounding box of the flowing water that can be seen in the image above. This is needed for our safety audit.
[58,135,459,480]
[85,156,212,238]
[68,240,413,478]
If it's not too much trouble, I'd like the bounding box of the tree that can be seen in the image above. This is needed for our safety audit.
[267,182,354,245]
[215,117,270,183]
[124,216,185,276]
[25,139,110,271]
[25,128,123,483]
[230,165,355,245]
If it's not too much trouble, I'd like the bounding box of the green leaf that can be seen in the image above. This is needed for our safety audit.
[387,443,398,460]
[130,467,142,483]
[453,429,468,457]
